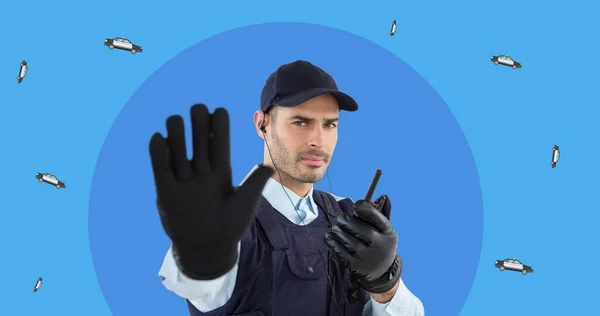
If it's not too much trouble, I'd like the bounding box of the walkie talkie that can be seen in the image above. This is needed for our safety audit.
[349,169,383,303]
[364,169,382,203]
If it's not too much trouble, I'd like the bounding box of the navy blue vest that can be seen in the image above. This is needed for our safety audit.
[186,190,369,316]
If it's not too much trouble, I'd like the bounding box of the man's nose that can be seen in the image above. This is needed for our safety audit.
[308,127,325,148]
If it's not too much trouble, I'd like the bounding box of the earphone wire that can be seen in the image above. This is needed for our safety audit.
[261,127,344,315]
[326,168,332,194]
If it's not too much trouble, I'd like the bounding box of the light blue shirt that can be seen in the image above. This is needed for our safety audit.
[159,165,424,316]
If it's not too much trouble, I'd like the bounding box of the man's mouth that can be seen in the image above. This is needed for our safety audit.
[301,156,325,167]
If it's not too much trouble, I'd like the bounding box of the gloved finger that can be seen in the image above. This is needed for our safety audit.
[166,115,192,181]
[230,165,273,229]
[324,232,354,262]
[354,200,391,233]
[373,195,392,220]
[336,214,378,245]
[330,226,367,255]
[210,108,231,173]
[190,104,211,174]
[149,133,175,189]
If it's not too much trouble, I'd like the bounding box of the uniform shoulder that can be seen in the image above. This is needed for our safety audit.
[329,193,354,203]
[314,190,354,203]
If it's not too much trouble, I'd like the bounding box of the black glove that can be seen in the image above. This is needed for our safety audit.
[149,104,273,280]
[325,195,401,293]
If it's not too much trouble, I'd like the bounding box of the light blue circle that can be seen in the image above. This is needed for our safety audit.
[89,22,483,315]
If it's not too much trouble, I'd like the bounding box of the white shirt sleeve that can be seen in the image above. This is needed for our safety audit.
[363,278,424,316]
[158,242,241,312]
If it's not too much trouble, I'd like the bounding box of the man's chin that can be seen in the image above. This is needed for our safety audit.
[296,168,326,183]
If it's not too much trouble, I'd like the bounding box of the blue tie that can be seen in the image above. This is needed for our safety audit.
[296,200,307,223]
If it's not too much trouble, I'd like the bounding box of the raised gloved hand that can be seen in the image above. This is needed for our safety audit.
[149,104,273,280]
[325,195,402,293]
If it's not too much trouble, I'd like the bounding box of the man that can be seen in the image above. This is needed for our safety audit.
[150,60,424,315]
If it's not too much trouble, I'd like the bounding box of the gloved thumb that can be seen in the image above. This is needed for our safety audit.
[227,165,273,233]
[234,164,273,204]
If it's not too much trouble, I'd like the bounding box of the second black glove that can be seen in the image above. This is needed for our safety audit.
[325,196,400,293]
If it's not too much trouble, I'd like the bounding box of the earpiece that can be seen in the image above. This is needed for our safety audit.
[259,111,266,133]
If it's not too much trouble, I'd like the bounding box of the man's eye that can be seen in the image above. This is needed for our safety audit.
[293,121,307,126]
[325,123,337,128]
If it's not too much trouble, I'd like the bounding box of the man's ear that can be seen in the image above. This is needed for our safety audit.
[253,110,266,139]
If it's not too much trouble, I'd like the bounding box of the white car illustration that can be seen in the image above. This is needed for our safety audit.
[33,277,43,293]
[551,145,560,168]
[17,60,27,83]
[390,20,397,36]
[104,37,143,54]
[495,258,533,275]
[491,55,522,69]
[36,172,66,189]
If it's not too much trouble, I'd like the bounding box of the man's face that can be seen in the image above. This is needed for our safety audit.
[267,94,339,184]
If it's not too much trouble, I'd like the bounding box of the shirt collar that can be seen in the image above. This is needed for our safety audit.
[241,164,319,217]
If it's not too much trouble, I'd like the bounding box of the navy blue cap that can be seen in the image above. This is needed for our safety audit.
[260,60,359,112]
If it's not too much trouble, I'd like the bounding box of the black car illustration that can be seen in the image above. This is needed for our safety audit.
[17,60,27,83]
[36,172,66,189]
[495,258,533,275]
[551,145,560,168]
[491,55,522,69]
[104,37,143,54]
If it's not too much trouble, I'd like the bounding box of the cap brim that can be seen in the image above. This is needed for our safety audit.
[274,88,358,112]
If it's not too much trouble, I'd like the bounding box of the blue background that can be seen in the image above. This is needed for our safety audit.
[88,22,483,316]
[1,0,598,315]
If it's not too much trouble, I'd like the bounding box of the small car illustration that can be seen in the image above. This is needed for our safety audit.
[551,145,560,168]
[390,20,397,36]
[104,37,143,54]
[33,277,43,293]
[495,258,533,275]
[491,55,522,69]
[36,172,66,189]
[17,60,27,83]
